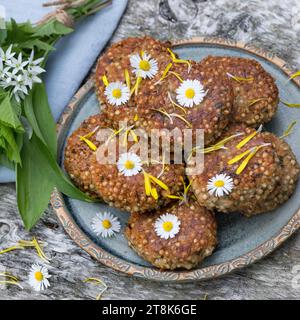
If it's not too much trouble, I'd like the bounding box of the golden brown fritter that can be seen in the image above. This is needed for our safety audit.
[250,133,300,215]
[125,201,217,270]
[199,56,279,126]
[95,36,172,126]
[89,131,185,213]
[188,124,282,216]
[64,114,111,197]
[135,61,234,147]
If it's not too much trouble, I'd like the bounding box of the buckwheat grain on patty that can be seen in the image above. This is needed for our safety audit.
[64,114,111,197]
[250,132,300,215]
[125,201,217,270]
[199,56,279,127]
[89,131,185,213]
[95,36,172,126]
[135,61,234,147]
[188,124,282,216]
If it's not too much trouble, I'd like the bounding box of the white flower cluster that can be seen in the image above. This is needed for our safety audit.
[0,45,45,102]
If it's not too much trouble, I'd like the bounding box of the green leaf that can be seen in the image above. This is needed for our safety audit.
[5,19,34,45]
[33,20,73,38]
[0,152,15,170]
[24,83,57,157]
[19,39,55,52]
[16,133,93,230]
[16,133,55,230]
[0,125,21,164]
[0,94,24,133]
[0,28,7,45]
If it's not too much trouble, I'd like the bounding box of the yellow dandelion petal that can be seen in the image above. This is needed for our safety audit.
[151,187,159,200]
[122,128,130,146]
[143,172,152,196]
[153,108,173,123]
[80,136,97,151]
[235,144,270,174]
[168,71,184,83]
[227,72,253,82]
[102,75,109,86]
[124,69,131,91]
[280,121,297,139]
[246,98,267,107]
[236,125,262,149]
[288,70,300,81]
[214,132,245,148]
[0,273,19,282]
[131,76,142,96]
[167,48,177,60]
[134,114,139,121]
[228,148,252,165]
[281,100,300,108]
[147,174,169,191]
[167,48,191,71]
[0,280,23,289]
[165,194,183,200]
[32,237,51,263]
[0,245,23,254]
[155,62,173,85]
[236,148,258,175]
[129,129,138,142]
[83,277,108,300]
[168,92,187,114]
[170,113,192,128]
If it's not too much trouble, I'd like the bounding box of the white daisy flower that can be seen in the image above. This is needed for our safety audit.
[176,79,207,108]
[207,173,234,197]
[91,211,121,238]
[130,51,158,79]
[28,264,51,292]
[104,81,130,106]
[117,152,142,177]
[154,213,181,240]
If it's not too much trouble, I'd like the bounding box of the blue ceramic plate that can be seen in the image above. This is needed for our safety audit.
[51,38,300,282]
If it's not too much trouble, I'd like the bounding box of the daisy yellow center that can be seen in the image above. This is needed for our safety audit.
[112,88,122,99]
[34,271,44,282]
[214,180,225,188]
[102,219,112,229]
[185,88,195,99]
[139,60,151,71]
[162,221,173,232]
[124,160,135,170]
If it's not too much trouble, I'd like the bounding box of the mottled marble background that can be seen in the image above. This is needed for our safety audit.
[0,0,300,300]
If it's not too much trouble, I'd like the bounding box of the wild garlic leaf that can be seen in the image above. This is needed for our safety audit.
[34,135,93,203]
[24,83,57,157]
[0,29,7,45]
[5,19,34,45]
[0,153,15,170]
[19,39,54,52]
[33,20,73,38]
[0,94,24,133]
[17,133,93,230]
[0,124,21,164]
[16,133,55,230]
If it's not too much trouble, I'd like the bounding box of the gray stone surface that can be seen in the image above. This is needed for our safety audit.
[1,0,300,300]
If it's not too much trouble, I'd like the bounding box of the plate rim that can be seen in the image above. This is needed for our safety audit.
[51,37,300,282]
